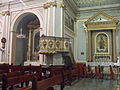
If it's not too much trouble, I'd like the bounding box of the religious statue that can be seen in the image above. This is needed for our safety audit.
[99,36,105,49]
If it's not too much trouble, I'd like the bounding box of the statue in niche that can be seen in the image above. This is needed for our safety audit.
[34,32,40,52]
[96,33,108,53]
[99,36,105,49]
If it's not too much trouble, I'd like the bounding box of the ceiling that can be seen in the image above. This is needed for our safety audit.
[72,0,120,8]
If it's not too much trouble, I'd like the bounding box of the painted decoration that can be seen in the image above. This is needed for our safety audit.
[96,33,108,53]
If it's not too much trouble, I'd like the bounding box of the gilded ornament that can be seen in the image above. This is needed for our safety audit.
[48,40,53,48]
[1,10,10,16]
[65,41,69,49]
[43,1,57,9]
[60,3,67,10]
[56,41,60,48]
[43,40,47,48]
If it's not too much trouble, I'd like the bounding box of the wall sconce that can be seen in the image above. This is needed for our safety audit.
[1,37,6,49]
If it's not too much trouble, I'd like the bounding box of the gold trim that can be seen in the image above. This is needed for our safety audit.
[95,32,110,54]
[43,1,57,9]
[60,3,67,10]
[1,10,10,16]
[85,11,119,25]
[85,11,119,62]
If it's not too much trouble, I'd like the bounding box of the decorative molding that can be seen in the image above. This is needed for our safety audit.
[64,0,77,13]
[77,4,120,12]
[43,1,57,9]
[85,11,119,30]
[60,3,67,10]
[85,11,118,62]
[0,10,10,16]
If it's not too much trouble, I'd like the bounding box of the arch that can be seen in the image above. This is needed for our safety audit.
[10,9,43,64]
[11,9,44,32]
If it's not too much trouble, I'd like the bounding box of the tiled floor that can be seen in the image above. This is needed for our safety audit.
[1,75,119,90]
[55,78,120,90]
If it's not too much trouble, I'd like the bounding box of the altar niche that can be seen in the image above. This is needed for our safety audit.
[84,11,119,62]
[92,30,112,62]
[12,13,40,65]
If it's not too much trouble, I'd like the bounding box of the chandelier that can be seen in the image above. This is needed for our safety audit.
[16,28,26,39]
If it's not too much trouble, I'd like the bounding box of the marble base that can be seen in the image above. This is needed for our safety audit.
[86,62,115,66]
[24,61,46,66]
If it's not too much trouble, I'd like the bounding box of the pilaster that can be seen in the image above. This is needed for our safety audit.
[0,10,10,63]
[43,0,66,37]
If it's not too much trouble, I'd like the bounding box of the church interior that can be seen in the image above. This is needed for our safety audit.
[0,0,120,90]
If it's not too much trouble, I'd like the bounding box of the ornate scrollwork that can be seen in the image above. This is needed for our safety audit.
[60,3,67,10]
[1,10,10,16]
[43,1,57,9]
[48,40,54,49]
[42,40,47,49]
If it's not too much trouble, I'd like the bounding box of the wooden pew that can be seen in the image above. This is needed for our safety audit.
[0,64,9,74]
[62,70,71,86]
[83,64,87,78]
[49,66,73,86]
[24,65,42,74]
[10,65,25,73]
[76,63,84,77]
[2,73,41,90]
[32,74,64,90]
[70,67,79,82]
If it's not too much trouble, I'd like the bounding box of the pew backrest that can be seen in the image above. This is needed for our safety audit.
[32,74,63,90]
[2,73,41,90]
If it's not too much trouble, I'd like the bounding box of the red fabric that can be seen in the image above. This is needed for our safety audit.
[109,66,114,79]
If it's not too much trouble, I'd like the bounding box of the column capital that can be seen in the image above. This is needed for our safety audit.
[43,1,57,9]
[60,3,67,10]
[0,10,10,16]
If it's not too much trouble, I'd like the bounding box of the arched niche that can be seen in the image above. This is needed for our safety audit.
[84,11,119,62]
[11,13,40,65]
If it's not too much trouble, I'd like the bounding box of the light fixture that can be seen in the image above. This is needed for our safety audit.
[16,27,26,39]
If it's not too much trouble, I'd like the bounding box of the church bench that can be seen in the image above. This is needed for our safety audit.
[2,73,41,90]
[24,65,42,74]
[49,67,65,77]
[70,67,79,82]
[47,66,71,86]
[32,74,64,90]
[0,64,9,74]
[76,63,84,77]
[0,71,25,83]
[17,86,31,90]
[10,65,25,73]
[61,70,71,86]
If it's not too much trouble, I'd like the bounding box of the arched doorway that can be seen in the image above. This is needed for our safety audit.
[12,13,40,65]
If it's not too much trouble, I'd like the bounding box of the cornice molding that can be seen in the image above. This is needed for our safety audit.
[0,0,33,6]
[84,11,119,31]
[64,0,77,14]
[60,3,67,10]
[77,4,120,12]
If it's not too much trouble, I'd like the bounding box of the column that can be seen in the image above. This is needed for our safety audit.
[112,29,117,62]
[27,26,34,61]
[0,10,10,63]
[43,0,65,37]
[87,31,92,62]
[54,0,65,37]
